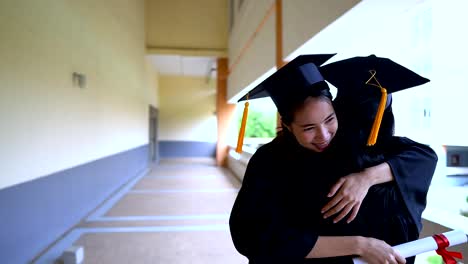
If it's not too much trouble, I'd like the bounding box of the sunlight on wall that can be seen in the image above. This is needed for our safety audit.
[289,0,468,147]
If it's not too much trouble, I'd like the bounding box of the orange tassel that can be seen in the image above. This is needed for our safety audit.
[365,70,387,146]
[236,101,249,153]
[367,87,387,146]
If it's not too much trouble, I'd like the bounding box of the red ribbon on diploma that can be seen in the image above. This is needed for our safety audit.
[433,234,463,264]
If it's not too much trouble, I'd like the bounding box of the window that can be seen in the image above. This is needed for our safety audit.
[234,97,277,149]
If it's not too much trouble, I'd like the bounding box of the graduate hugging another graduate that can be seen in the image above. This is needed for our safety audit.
[229,54,440,264]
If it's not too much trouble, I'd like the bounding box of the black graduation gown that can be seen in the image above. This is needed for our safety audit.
[229,133,437,264]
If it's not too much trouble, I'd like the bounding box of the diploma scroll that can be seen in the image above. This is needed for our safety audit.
[353,230,467,264]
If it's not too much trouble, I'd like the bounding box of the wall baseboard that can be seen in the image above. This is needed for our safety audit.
[159,141,216,158]
[159,157,216,166]
[0,145,149,264]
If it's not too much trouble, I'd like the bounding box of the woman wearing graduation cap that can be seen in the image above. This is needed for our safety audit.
[229,54,437,264]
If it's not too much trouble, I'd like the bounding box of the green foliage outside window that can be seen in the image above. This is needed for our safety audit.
[461,196,468,217]
[426,255,443,264]
[239,109,276,138]
[236,98,276,138]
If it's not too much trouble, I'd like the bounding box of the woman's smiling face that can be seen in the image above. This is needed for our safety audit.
[286,96,338,152]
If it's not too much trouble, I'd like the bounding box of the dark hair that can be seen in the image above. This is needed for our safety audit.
[280,81,333,126]
[333,99,396,174]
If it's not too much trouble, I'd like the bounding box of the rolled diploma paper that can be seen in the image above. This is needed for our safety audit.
[353,230,468,264]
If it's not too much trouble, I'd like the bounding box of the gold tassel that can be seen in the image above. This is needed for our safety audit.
[236,99,249,153]
[367,87,387,146]
[366,70,387,146]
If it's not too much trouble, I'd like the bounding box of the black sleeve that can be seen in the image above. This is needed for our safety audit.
[383,136,438,231]
[229,147,319,262]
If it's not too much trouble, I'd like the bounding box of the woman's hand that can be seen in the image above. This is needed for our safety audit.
[306,236,405,263]
[359,237,406,264]
[321,162,394,223]
[321,170,373,223]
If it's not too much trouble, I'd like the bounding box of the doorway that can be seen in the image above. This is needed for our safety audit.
[149,106,159,164]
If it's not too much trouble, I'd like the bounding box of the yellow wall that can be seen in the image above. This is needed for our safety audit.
[145,0,228,56]
[145,57,160,108]
[227,0,360,101]
[159,76,217,142]
[0,0,157,189]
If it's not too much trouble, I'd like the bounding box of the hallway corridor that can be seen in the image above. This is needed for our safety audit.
[35,160,247,264]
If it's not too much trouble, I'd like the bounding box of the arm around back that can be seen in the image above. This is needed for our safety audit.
[229,144,319,262]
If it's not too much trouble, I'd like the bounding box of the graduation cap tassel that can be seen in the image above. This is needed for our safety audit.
[367,87,387,146]
[366,70,387,146]
[236,99,249,153]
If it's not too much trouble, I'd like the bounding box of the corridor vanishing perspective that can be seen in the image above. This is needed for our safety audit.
[36,160,246,264]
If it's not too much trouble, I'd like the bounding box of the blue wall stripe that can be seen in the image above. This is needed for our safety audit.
[159,141,216,158]
[0,145,149,264]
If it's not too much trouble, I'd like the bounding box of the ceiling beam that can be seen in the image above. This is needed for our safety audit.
[146,46,227,57]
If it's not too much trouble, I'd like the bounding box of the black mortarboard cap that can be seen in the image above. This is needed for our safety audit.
[235,54,335,153]
[320,54,429,105]
[320,54,430,145]
[238,54,336,116]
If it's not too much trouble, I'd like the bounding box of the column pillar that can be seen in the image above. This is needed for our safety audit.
[216,58,235,167]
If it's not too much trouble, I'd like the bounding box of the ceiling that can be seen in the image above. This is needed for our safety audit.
[145,0,228,53]
[148,55,217,78]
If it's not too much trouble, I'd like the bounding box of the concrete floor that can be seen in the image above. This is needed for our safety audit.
[34,157,454,264]
[35,159,247,264]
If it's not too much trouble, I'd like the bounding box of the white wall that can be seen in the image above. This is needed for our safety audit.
[283,0,360,59]
[227,0,276,101]
[0,0,157,190]
[431,0,468,146]
[227,0,361,102]
[290,0,468,147]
